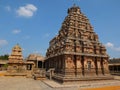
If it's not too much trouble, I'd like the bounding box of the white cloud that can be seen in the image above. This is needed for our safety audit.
[44,33,50,37]
[5,6,11,12]
[105,42,120,51]
[12,29,21,34]
[114,47,120,51]
[71,0,80,2]
[22,48,25,51]
[42,33,50,38]
[33,51,40,54]
[105,42,114,48]
[16,4,37,18]
[22,36,31,39]
[0,39,8,47]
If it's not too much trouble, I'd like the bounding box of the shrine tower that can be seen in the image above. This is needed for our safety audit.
[7,44,26,73]
[45,5,112,83]
[9,44,23,63]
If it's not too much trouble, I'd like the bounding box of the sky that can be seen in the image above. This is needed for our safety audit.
[0,0,120,58]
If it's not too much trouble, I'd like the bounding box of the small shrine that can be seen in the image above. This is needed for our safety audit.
[7,44,26,73]
[26,54,45,70]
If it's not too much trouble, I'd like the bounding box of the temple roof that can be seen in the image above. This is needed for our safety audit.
[109,58,120,64]
[9,44,23,63]
[27,54,45,61]
[68,4,81,14]
[46,5,108,58]
[12,44,22,51]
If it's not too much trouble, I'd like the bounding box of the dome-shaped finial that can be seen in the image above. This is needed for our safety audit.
[12,43,22,50]
[73,3,76,7]
[68,4,81,14]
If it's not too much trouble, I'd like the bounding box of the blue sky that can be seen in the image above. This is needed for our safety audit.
[0,0,120,58]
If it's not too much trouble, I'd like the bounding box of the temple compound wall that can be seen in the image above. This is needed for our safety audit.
[45,5,112,83]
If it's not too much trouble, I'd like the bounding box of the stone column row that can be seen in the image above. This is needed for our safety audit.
[64,55,108,77]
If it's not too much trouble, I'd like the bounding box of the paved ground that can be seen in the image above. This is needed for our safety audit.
[0,76,51,90]
[0,76,120,90]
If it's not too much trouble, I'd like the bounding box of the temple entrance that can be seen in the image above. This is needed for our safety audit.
[87,61,91,71]
[27,64,32,70]
[38,61,43,68]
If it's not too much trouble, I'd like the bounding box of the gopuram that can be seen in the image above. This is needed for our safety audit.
[7,44,26,74]
[45,5,113,83]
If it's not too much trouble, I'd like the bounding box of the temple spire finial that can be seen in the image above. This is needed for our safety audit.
[73,3,76,7]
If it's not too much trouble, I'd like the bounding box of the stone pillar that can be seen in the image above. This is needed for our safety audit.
[81,56,84,76]
[36,60,38,68]
[83,56,87,76]
[58,56,61,73]
[61,55,65,76]
[95,57,98,75]
[76,56,82,77]
[100,58,104,75]
[92,57,97,76]
[97,58,102,75]
[103,58,109,75]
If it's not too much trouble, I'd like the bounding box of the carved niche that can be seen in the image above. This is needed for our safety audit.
[65,55,75,69]
[103,59,109,71]
[76,56,82,68]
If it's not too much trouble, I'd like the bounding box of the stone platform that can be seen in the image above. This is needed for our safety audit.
[52,75,114,84]
[43,79,120,89]
[5,73,27,76]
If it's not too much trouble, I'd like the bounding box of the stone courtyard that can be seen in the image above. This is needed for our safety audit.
[0,76,51,90]
[0,75,120,90]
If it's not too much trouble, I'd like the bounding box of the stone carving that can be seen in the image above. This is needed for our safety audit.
[66,57,75,69]
[76,56,81,68]
[103,59,109,70]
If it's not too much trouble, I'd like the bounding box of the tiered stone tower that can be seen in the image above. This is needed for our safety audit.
[9,44,23,63]
[45,5,112,83]
[8,44,26,73]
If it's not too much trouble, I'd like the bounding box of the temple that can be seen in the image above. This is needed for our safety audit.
[109,58,120,75]
[45,5,112,83]
[7,44,26,73]
[26,54,45,69]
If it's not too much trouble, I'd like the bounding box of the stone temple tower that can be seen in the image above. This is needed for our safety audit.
[45,5,112,83]
[8,44,26,73]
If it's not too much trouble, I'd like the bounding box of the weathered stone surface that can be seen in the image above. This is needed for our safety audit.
[45,5,111,83]
[26,54,45,68]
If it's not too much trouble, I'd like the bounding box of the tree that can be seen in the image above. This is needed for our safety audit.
[0,54,9,60]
